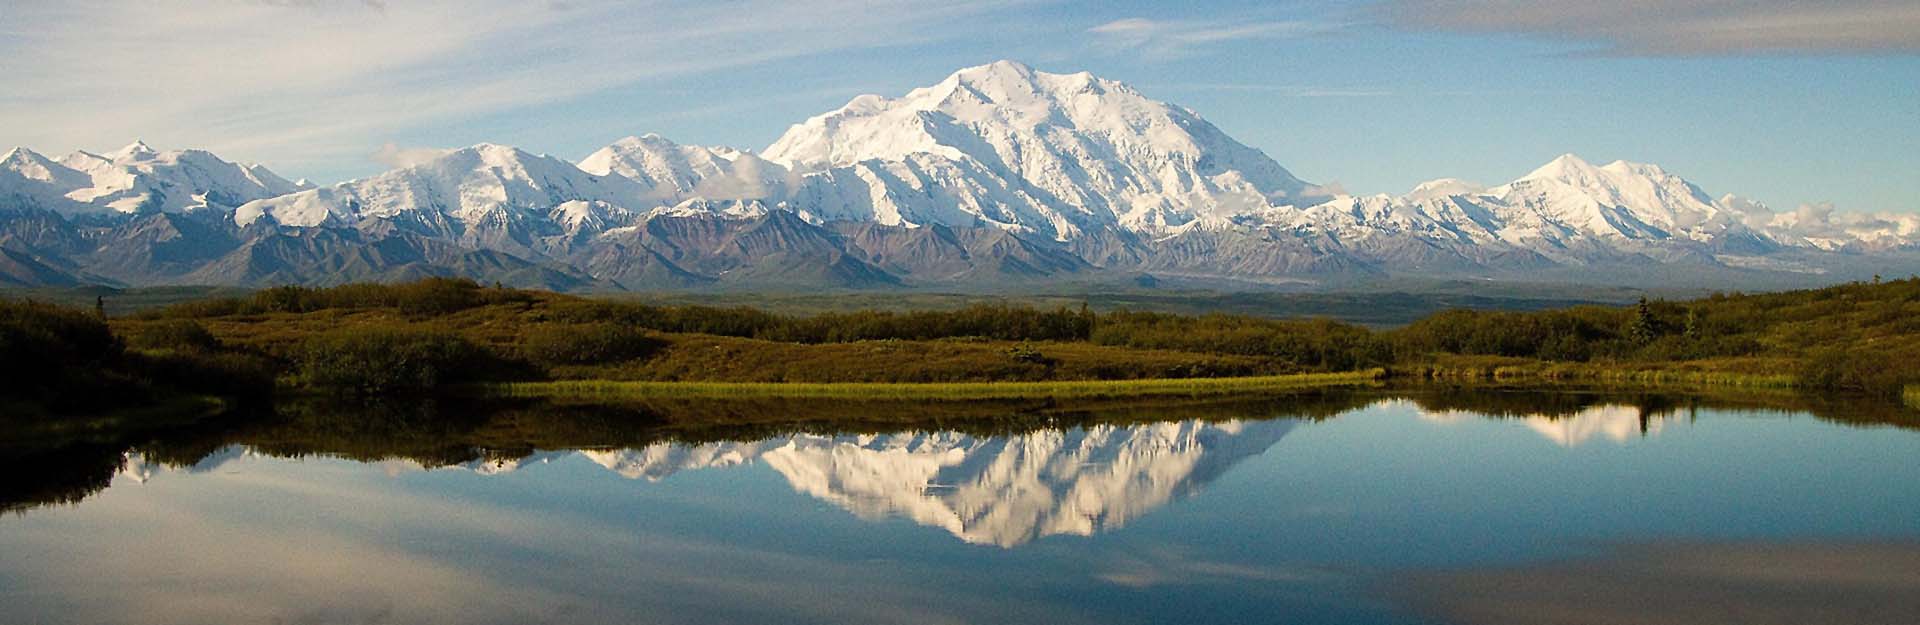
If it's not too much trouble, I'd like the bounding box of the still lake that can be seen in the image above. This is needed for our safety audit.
[4,390,1918,624]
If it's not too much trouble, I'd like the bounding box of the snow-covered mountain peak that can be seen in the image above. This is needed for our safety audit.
[1408,177,1487,199]
[2,143,303,215]
[921,60,1120,118]
[1492,153,1730,238]
[581,134,786,203]
[460,142,537,166]
[581,134,742,174]
[2,147,68,181]
[1601,159,1669,177]
[1519,153,1604,183]
[1515,153,1701,199]
[237,142,612,227]
[760,60,1325,239]
[113,140,158,161]
[770,59,1213,165]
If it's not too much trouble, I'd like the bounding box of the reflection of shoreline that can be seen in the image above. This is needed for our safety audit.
[1415,402,1686,447]
[1399,541,1920,625]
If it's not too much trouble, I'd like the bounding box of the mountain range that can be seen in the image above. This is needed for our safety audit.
[4,60,1916,290]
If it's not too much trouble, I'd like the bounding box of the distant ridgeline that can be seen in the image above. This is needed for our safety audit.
[5,277,1920,421]
[4,61,1919,291]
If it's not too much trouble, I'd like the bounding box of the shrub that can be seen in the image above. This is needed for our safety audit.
[522,323,664,366]
[145,297,245,319]
[129,350,278,400]
[0,299,122,395]
[389,278,485,316]
[0,298,151,411]
[1006,342,1052,365]
[1797,349,1912,396]
[296,328,491,394]
[123,319,221,353]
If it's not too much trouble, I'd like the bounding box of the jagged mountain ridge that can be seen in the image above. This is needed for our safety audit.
[1,141,307,216]
[2,60,1916,289]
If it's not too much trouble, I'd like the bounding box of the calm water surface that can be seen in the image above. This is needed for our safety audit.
[4,391,1919,624]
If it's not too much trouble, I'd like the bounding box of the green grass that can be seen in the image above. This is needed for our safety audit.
[1412,366,1796,389]
[486,369,1383,401]
[1399,354,1801,391]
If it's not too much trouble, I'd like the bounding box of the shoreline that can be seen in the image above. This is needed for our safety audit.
[1393,363,1798,390]
[482,370,1386,401]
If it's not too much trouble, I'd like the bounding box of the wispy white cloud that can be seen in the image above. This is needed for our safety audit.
[1087,17,1331,57]
[372,143,456,169]
[1382,0,1920,56]
[0,0,1037,181]
[1149,83,1395,97]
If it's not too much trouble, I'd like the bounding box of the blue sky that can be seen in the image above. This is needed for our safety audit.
[2,0,1914,214]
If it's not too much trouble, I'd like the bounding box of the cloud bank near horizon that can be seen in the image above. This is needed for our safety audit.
[1383,0,1920,56]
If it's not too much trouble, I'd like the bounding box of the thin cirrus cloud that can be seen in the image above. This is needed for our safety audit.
[371,143,457,169]
[1147,83,1394,98]
[1087,17,1331,57]
[0,0,1039,181]
[1381,0,1920,56]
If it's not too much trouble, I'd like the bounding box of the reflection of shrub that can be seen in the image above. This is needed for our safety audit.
[523,324,663,366]
[297,328,489,394]
[124,320,221,353]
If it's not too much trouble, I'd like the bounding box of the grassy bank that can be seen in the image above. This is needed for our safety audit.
[1399,355,1799,390]
[487,370,1384,401]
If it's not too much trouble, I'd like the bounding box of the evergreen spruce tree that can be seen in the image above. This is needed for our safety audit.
[1628,296,1657,345]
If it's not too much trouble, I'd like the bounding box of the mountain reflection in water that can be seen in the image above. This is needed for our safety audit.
[121,419,1294,547]
[1415,402,1688,447]
[5,389,1920,625]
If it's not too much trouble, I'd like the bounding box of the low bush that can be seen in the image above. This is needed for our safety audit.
[521,323,664,366]
[129,350,277,400]
[123,319,221,353]
[1797,349,1913,396]
[297,328,494,394]
[1,299,125,404]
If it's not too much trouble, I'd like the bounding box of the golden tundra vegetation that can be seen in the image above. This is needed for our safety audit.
[5,276,1920,413]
